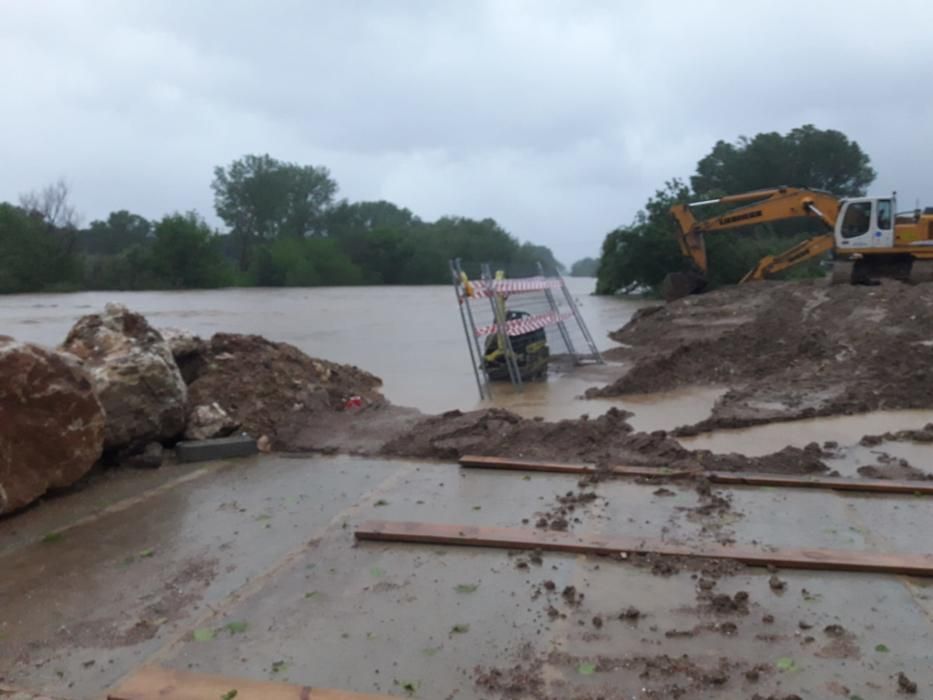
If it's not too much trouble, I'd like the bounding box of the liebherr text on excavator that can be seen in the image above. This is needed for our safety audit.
[664,186,933,301]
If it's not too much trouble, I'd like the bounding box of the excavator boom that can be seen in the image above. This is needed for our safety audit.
[664,187,842,300]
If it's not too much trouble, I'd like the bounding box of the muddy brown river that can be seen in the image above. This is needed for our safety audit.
[0,277,630,413]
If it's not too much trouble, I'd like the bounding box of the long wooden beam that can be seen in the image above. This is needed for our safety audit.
[355,520,933,577]
[108,665,396,700]
[458,454,933,495]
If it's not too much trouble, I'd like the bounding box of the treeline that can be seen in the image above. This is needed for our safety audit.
[0,156,562,294]
[596,124,876,294]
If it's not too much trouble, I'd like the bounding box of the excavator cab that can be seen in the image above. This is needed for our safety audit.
[835,197,895,251]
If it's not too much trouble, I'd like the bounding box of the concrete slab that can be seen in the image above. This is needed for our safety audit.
[175,436,258,463]
[1,454,932,699]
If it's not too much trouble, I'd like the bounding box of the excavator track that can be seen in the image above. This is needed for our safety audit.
[661,270,706,302]
[909,259,933,284]
[830,260,854,285]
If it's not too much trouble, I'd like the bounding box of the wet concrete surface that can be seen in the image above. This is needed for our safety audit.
[3,454,933,698]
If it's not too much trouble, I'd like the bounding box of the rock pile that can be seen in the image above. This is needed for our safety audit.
[0,306,387,514]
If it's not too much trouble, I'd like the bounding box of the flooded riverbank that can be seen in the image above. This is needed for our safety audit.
[0,277,646,416]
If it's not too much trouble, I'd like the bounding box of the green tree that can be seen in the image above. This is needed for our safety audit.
[691,124,875,198]
[570,257,599,277]
[249,237,363,287]
[212,154,338,270]
[77,210,151,255]
[0,203,81,293]
[596,181,689,294]
[149,212,232,288]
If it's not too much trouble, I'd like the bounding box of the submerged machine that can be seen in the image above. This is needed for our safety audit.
[483,310,550,382]
[449,260,603,399]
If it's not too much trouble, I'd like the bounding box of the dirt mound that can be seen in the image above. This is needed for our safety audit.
[699,444,829,475]
[182,333,384,447]
[381,407,688,466]
[593,280,933,430]
[381,407,832,476]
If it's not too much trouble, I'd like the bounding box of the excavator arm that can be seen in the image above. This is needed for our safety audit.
[664,187,842,300]
[739,233,835,282]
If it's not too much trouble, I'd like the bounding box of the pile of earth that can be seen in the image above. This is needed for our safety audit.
[589,279,933,432]
[380,406,830,476]
[173,332,390,448]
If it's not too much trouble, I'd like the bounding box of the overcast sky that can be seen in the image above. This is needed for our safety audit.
[2,1,932,264]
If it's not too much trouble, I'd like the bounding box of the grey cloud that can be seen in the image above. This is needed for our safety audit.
[1,0,931,264]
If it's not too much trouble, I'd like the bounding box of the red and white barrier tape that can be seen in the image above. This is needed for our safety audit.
[476,311,573,338]
[469,277,564,298]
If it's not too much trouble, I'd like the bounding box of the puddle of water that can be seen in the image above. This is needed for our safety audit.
[825,441,933,477]
[483,370,724,432]
[621,386,726,433]
[678,409,933,456]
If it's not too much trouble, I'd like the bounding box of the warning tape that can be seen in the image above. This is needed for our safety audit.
[475,311,573,338]
[469,277,565,298]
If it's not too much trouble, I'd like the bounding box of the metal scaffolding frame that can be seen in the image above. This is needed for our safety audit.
[450,258,603,400]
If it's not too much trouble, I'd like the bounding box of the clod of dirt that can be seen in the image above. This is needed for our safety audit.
[858,463,932,481]
[824,624,846,637]
[561,585,582,606]
[619,606,641,620]
[542,580,556,591]
[591,616,603,629]
[769,574,786,592]
[381,406,690,466]
[653,487,676,497]
[897,671,918,694]
[762,614,774,624]
[705,591,750,615]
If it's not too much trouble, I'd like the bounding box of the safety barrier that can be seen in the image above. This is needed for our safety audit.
[450,259,603,399]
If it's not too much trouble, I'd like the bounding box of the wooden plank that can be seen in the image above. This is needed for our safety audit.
[108,665,396,700]
[458,454,933,495]
[355,520,933,577]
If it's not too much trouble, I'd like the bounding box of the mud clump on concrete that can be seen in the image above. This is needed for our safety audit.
[897,671,918,694]
[381,406,687,466]
[592,280,933,431]
[380,406,833,476]
[857,463,932,480]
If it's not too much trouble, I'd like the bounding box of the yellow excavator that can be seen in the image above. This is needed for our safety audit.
[664,186,933,300]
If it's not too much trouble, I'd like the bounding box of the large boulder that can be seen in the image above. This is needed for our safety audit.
[61,304,187,451]
[0,337,106,514]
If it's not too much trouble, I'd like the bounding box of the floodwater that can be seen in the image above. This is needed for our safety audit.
[6,278,933,444]
[0,276,650,418]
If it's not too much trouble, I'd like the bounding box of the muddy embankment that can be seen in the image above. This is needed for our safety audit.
[589,279,933,433]
[8,279,933,517]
